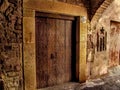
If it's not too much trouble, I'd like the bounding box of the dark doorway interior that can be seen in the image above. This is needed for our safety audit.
[71,20,77,82]
[35,12,78,89]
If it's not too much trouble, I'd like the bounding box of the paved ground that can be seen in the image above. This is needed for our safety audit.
[39,82,79,90]
[39,66,120,90]
[39,75,120,90]
[79,75,120,90]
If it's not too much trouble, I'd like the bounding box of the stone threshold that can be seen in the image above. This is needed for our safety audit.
[37,82,80,90]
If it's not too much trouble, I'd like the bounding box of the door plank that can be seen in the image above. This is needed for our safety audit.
[47,18,57,86]
[56,19,65,84]
[36,17,48,88]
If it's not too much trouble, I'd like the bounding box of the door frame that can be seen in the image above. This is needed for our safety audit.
[23,1,87,90]
[35,12,80,84]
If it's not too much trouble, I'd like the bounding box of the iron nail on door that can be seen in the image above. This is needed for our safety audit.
[50,52,57,59]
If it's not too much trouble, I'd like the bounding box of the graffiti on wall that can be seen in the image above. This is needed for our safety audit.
[109,21,120,67]
[97,27,107,52]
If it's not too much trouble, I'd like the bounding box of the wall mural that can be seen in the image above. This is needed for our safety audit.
[0,0,23,89]
[109,21,120,67]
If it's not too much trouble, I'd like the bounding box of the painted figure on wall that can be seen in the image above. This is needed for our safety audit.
[109,21,120,67]
[97,27,107,52]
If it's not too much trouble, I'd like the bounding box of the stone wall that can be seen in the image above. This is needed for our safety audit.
[0,0,23,89]
[88,0,120,78]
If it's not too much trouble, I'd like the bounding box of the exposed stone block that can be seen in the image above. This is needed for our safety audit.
[0,0,23,89]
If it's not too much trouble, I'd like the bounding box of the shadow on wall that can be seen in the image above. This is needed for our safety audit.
[0,80,4,90]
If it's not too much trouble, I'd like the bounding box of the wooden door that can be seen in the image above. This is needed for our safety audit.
[35,12,76,88]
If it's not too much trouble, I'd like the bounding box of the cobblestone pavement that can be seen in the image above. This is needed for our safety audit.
[39,66,120,90]
[39,82,79,90]
[78,65,120,90]
[79,75,120,90]
[39,75,120,90]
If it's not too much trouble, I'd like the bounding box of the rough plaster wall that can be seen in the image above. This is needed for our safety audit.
[0,0,23,89]
[89,0,120,78]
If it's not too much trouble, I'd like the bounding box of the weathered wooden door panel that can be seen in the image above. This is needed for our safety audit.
[35,13,76,88]
[47,18,57,86]
[36,17,48,88]
[56,19,66,84]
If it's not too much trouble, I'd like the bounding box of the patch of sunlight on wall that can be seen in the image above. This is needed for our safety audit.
[115,0,120,5]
